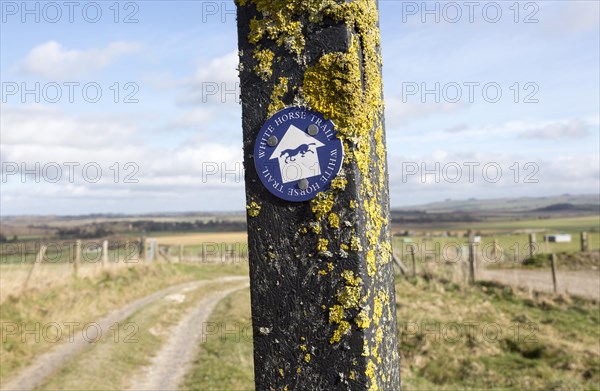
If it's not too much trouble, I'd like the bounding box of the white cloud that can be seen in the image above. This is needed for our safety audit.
[395,118,594,143]
[167,108,216,131]
[19,41,141,79]
[384,96,467,128]
[387,150,599,207]
[519,119,589,139]
[192,51,239,85]
[1,105,243,198]
[549,2,600,33]
[177,51,239,106]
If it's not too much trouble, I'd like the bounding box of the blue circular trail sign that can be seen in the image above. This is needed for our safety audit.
[254,107,344,202]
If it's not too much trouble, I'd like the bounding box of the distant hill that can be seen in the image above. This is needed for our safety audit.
[534,203,599,212]
[396,194,599,214]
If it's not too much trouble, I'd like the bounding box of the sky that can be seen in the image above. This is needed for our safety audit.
[1,0,599,215]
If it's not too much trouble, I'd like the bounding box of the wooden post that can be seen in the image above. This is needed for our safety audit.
[528,233,536,259]
[179,244,184,263]
[22,244,46,291]
[550,253,557,293]
[468,236,475,284]
[492,239,498,259]
[73,240,81,278]
[124,240,130,262]
[410,245,417,277]
[102,240,108,268]
[236,2,401,389]
[544,235,549,253]
[140,237,146,262]
[580,232,588,252]
[391,252,407,276]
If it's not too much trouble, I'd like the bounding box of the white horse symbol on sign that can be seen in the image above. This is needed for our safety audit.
[270,125,324,184]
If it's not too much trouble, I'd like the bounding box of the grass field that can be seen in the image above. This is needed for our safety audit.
[155,232,247,246]
[394,215,599,233]
[392,215,599,268]
[190,278,599,391]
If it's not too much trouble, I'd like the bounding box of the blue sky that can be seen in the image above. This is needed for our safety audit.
[1,0,599,215]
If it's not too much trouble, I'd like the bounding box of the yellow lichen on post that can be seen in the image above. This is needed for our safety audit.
[316,238,329,252]
[252,48,274,81]
[268,77,289,116]
[246,201,262,217]
[328,213,340,229]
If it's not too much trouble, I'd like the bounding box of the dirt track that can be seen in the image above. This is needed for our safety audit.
[127,282,248,391]
[1,276,247,391]
[479,268,600,300]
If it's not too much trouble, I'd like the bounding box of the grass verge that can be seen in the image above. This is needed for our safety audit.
[182,288,254,391]
[185,277,599,390]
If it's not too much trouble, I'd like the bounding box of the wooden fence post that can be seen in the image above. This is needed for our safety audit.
[528,233,536,259]
[492,239,500,260]
[73,240,81,278]
[468,236,476,284]
[22,244,46,291]
[410,245,417,277]
[124,240,129,263]
[580,232,588,252]
[391,252,407,276]
[550,253,558,293]
[140,237,146,262]
[102,240,108,268]
[236,2,401,389]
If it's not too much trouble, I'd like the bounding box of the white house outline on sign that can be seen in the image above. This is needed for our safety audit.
[269,124,325,184]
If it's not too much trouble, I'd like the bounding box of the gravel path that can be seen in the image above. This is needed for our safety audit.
[1,276,247,391]
[128,282,249,391]
[479,268,600,300]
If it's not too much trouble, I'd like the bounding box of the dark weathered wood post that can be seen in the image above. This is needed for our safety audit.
[236,1,401,389]
[580,232,588,252]
[468,241,476,284]
[140,237,146,262]
[550,253,558,293]
[410,245,417,277]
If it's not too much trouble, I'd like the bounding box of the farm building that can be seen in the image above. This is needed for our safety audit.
[544,234,572,243]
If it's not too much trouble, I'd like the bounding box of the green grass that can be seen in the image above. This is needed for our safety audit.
[393,232,599,267]
[182,288,254,391]
[396,215,599,233]
[187,277,600,390]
